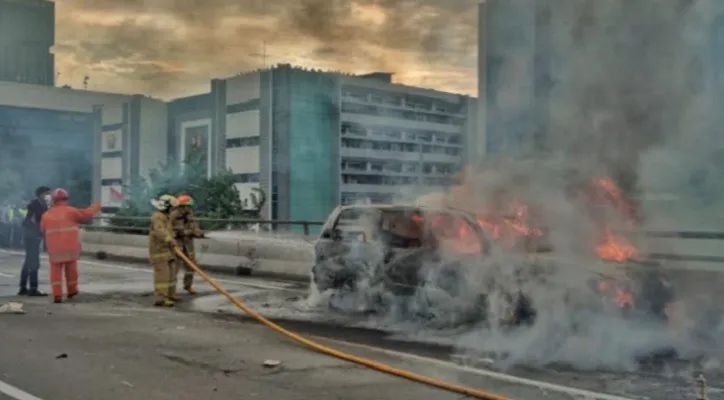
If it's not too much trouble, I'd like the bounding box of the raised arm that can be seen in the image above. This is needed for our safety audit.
[71,203,102,224]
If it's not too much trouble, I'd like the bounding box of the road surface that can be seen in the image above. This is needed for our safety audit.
[0,250,719,400]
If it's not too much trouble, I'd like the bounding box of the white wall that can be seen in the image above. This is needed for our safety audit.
[100,157,122,180]
[225,147,259,173]
[226,110,260,138]
[137,97,168,179]
[235,183,261,209]
[225,72,260,104]
[98,101,127,209]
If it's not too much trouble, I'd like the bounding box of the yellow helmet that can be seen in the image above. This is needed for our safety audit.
[150,194,178,211]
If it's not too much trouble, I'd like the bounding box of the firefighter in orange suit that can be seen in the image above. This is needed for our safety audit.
[39,188,102,303]
[149,195,179,307]
[170,194,204,295]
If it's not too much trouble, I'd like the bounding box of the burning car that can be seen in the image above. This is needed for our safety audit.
[311,170,676,325]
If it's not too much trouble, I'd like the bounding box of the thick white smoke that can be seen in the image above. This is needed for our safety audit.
[311,0,724,373]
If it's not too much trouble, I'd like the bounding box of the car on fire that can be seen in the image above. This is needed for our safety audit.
[312,203,675,325]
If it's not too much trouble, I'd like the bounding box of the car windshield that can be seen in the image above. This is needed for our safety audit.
[334,208,424,248]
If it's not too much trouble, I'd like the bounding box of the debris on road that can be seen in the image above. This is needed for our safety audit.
[0,302,25,314]
[56,353,68,359]
[262,359,282,368]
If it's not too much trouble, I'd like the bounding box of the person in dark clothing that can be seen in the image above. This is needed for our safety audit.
[19,186,51,296]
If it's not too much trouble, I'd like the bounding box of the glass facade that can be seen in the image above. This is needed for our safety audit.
[286,69,339,232]
[0,105,93,204]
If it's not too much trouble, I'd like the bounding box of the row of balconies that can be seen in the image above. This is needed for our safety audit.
[340,89,464,117]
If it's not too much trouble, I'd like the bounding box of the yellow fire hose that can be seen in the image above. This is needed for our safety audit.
[173,247,511,400]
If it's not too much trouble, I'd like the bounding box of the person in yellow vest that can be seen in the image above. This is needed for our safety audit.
[148,195,179,307]
[170,194,204,295]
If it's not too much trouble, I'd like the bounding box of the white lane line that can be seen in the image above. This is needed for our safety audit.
[0,250,298,292]
[0,272,14,278]
[312,336,636,400]
[0,380,44,400]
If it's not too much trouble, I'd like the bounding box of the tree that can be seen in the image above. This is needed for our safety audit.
[109,151,266,232]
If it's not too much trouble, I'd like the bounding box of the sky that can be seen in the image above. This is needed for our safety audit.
[53,0,478,100]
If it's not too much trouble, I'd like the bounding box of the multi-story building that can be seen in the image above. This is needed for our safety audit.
[4,66,476,224]
[0,0,55,86]
[337,72,476,205]
[0,82,167,211]
[170,64,477,224]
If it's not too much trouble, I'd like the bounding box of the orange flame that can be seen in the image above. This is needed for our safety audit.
[595,228,639,262]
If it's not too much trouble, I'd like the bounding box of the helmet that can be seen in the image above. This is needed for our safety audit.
[176,194,195,207]
[150,195,178,211]
[51,188,69,202]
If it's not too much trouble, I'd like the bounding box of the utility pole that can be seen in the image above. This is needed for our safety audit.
[262,41,267,68]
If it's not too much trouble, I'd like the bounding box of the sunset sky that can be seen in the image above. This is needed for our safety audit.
[53,0,478,100]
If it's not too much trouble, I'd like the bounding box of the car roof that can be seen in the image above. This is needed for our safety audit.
[336,204,475,216]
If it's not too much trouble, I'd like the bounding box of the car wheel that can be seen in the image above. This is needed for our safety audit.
[312,257,362,293]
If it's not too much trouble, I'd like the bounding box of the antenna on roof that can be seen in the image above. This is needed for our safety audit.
[83,75,89,90]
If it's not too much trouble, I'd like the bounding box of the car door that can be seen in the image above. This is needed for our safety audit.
[312,207,384,291]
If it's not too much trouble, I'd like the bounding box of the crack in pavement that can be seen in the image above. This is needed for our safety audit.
[160,352,246,376]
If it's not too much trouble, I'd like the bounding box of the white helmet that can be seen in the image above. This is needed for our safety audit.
[151,194,178,211]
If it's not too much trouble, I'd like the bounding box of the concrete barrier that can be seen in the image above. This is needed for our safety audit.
[80,230,314,282]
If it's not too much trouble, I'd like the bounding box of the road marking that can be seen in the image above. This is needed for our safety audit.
[0,250,299,292]
[0,380,44,400]
[0,272,14,278]
[312,336,636,400]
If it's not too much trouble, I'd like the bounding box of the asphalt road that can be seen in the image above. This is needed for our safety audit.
[0,249,720,400]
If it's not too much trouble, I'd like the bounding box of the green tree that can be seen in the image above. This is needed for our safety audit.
[109,151,265,232]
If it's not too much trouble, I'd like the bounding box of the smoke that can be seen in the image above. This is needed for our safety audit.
[449,0,724,372]
[310,0,724,374]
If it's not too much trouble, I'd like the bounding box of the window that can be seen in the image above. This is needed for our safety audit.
[234,173,260,183]
[226,136,260,148]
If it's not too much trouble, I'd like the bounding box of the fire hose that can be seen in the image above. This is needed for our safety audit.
[173,247,511,400]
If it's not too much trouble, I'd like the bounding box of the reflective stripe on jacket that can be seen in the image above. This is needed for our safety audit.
[40,203,102,263]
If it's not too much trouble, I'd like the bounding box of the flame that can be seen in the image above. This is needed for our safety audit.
[596,228,639,262]
[597,279,635,307]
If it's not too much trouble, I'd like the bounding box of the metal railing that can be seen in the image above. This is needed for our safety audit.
[2,218,724,265]
[90,215,325,236]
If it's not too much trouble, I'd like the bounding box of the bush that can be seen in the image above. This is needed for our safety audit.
[108,152,266,232]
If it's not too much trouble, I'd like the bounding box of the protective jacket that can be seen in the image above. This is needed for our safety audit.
[170,207,202,257]
[149,210,176,262]
[40,202,101,263]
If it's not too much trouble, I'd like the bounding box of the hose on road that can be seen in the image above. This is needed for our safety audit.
[174,247,511,400]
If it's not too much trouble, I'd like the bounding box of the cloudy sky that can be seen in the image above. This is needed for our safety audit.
[53,0,478,100]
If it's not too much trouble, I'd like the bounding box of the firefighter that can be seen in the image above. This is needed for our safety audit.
[171,194,204,295]
[149,194,179,307]
[39,188,101,303]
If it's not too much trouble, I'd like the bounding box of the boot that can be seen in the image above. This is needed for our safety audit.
[185,286,197,295]
[67,291,78,300]
[53,297,63,304]
[154,298,175,308]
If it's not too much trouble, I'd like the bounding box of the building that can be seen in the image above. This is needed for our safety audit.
[166,64,477,224]
[2,67,476,225]
[0,81,167,211]
[0,0,54,86]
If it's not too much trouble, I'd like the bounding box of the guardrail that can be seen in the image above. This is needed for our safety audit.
[93,215,325,236]
[3,217,724,281]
